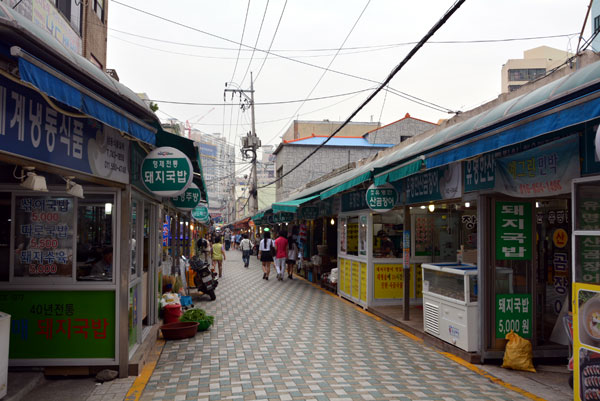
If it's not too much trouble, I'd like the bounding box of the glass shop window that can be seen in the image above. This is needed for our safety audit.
[76,194,114,281]
[373,210,404,258]
[346,217,359,256]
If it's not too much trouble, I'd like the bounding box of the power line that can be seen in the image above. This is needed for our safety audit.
[258,0,466,189]
[254,0,287,83]
[107,26,576,55]
[110,0,455,116]
[231,0,252,83]
[262,0,373,146]
[239,0,269,87]
[148,87,375,106]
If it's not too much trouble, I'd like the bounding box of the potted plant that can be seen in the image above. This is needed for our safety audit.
[180,308,214,332]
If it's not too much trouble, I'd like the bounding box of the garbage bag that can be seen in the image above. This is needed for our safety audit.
[501,330,536,373]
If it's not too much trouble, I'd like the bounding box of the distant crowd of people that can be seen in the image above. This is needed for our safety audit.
[197,227,301,281]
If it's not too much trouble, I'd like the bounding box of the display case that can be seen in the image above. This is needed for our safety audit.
[422,263,479,352]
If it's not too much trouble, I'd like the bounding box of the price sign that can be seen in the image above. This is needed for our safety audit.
[495,294,532,338]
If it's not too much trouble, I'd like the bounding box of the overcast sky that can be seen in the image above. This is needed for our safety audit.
[107,0,592,157]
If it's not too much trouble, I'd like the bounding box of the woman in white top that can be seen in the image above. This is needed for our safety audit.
[285,235,298,280]
[258,231,274,280]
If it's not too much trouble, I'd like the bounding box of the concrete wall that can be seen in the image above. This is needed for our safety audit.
[365,117,436,145]
[282,120,380,141]
[275,145,385,200]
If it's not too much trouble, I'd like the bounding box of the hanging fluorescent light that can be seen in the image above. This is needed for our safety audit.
[20,167,48,192]
[420,205,426,209]
[464,201,470,208]
[428,204,435,212]
[105,203,113,215]
[330,218,335,225]
[65,177,84,198]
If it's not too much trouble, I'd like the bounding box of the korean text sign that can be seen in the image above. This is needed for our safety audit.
[365,184,397,212]
[0,76,129,183]
[495,201,532,261]
[374,263,403,299]
[0,291,115,359]
[14,196,73,277]
[495,294,532,339]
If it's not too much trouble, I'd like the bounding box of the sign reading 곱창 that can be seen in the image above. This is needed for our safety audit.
[141,147,193,197]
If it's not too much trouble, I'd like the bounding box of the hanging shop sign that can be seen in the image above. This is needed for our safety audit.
[342,189,368,212]
[0,76,129,184]
[171,183,201,211]
[14,196,74,278]
[495,135,580,198]
[191,206,210,221]
[365,184,397,212]
[299,206,318,220]
[495,293,532,339]
[405,162,461,204]
[495,201,532,261]
[140,146,193,197]
[318,199,333,217]
[0,290,115,359]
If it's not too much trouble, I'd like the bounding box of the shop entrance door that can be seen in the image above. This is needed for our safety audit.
[142,202,159,330]
[485,197,570,355]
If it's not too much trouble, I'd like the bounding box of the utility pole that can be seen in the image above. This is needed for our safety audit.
[224,72,260,216]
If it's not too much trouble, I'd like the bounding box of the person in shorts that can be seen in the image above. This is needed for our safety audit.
[211,236,226,278]
[274,230,288,281]
[258,231,274,280]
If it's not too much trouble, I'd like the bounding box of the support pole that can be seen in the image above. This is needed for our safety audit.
[403,205,411,321]
[118,186,131,378]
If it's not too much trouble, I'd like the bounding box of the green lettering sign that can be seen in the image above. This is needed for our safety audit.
[495,293,532,339]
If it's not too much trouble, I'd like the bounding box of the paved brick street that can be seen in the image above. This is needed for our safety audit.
[139,250,531,401]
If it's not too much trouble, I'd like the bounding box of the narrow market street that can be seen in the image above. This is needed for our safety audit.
[138,250,531,401]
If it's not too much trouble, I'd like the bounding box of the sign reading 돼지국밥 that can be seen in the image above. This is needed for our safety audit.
[171,183,201,211]
[495,201,532,261]
[495,293,532,339]
[365,183,398,212]
[141,147,193,197]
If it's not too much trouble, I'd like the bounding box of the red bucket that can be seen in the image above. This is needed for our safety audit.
[163,303,182,324]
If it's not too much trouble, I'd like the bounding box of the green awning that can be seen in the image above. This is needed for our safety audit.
[374,158,424,186]
[319,163,374,200]
[272,195,319,213]
[155,127,208,203]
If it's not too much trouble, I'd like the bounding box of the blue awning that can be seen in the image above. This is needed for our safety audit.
[425,93,600,168]
[16,52,156,145]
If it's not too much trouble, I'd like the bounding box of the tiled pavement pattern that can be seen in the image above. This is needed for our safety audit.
[140,252,531,401]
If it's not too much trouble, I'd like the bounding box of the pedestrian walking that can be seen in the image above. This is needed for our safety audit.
[274,230,288,281]
[235,233,242,250]
[212,236,226,278]
[258,231,274,280]
[240,234,253,268]
[286,234,298,280]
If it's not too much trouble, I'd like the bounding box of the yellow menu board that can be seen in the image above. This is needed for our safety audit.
[374,263,403,299]
[344,259,352,294]
[338,258,345,293]
[351,261,359,298]
[360,262,367,302]
[347,223,358,253]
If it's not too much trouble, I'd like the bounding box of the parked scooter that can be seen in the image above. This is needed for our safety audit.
[190,256,218,301]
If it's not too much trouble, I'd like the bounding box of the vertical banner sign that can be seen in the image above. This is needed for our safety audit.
[495,294,532,339]
[495,135,580,197]
[0,291,115,358]
[464,153,495,192]
[374,264,403,299]
[495,201,532,261]
[14,196,74,277]
[141,147,193,197]
[365,183,398,212]
[171,183,201,211]
[403,230,410,270]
